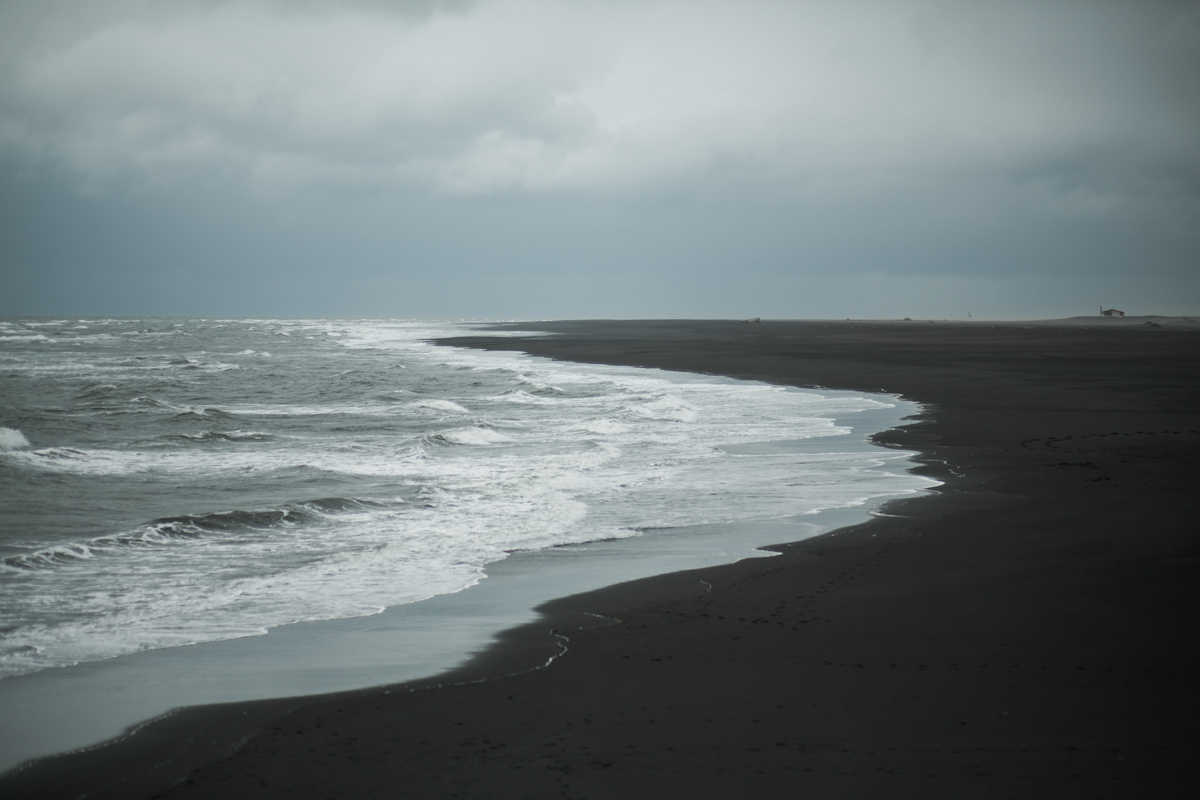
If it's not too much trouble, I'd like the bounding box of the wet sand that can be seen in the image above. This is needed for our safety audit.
[4,318,1199,799]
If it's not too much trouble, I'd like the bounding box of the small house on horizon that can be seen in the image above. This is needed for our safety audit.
[1101,308,1125,317]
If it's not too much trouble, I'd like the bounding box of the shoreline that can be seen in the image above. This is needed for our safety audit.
[3,318,1197,798]
[0,336,926,780]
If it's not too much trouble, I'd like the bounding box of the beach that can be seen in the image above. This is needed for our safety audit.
[4,317,1198,799]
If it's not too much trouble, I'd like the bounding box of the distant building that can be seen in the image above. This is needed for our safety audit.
[1101,308,1125,317]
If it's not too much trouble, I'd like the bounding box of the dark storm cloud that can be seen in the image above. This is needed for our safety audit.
[1,0,1197,317]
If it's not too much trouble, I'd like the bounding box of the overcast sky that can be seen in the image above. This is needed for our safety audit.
[2,0,1197,319]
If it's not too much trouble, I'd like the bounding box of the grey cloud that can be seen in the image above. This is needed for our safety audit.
[1,0,1197,319]
[5,0,1195,198]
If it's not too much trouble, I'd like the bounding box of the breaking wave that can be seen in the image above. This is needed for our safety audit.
[0,428,30,450]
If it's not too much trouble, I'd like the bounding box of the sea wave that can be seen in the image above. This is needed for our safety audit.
[621,396,698,423]
[0,428,30,450]
[487,389,558,404]
[164,430,273,443]
[409,399,470,414]
[2,498,382,572]
[428,427,511,446]
[0,318,936,683]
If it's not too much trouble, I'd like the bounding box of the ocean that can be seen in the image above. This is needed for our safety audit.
[0,317,936,770]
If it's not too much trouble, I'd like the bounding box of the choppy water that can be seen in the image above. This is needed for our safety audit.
[0,317,930,681]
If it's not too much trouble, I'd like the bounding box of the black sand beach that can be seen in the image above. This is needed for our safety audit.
[4,318,1199,799]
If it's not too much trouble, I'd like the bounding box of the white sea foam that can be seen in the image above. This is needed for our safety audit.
[489,389,557,404]
[0,428,31,450]
[516,374,566,393]
[410,399,470,414]
[569,419,630,435]
[626,396,699,422]
[434,427,511,446]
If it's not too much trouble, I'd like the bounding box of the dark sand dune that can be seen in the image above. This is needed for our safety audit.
[4,319,1198,799]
